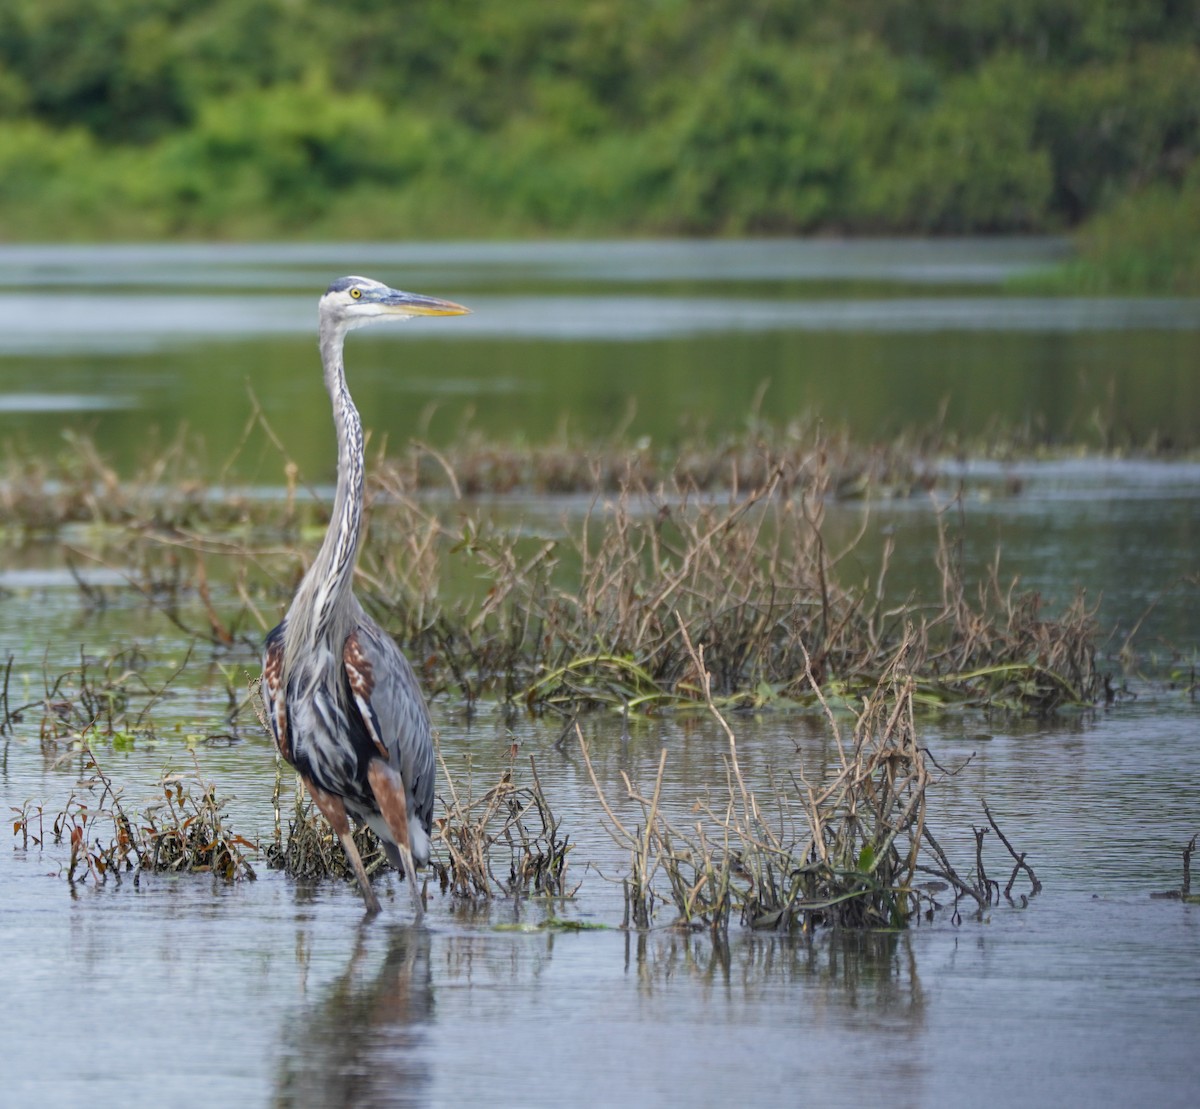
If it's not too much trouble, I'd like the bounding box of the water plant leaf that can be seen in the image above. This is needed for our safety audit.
[492,918,608,933]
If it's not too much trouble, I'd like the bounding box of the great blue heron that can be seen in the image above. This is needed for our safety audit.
[262,276,469,915]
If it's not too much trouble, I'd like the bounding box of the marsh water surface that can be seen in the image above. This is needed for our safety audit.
[1,241,1198,1107]
[2,239,1199,461]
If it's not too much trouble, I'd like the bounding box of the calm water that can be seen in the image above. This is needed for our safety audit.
[1,241,1198,1107]
[1,240,1199,471]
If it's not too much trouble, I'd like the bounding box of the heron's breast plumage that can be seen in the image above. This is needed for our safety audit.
[262,616,435,853]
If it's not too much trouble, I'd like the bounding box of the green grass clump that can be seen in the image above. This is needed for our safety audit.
[1017,169,1200,294]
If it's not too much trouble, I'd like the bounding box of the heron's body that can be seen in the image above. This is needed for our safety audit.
[263,603,434,871]
[261,276,468,914]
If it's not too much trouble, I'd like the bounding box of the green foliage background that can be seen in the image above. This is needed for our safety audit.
[0,0,1197,284]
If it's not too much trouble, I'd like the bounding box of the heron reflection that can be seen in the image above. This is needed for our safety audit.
[275,925,434,1107]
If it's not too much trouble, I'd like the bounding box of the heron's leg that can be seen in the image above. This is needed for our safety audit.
[367,759,425,919]
[303,776,381,914]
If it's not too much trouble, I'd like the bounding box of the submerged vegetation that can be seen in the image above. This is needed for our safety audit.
[1,423,1182,929]
[13,646,1038,932]
[0,0,1196,287]
[0,425,1107,715]
[12,749,257,882]
[581,633,1041,931]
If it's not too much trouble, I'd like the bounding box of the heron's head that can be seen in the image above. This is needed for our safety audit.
[320,276,470,332]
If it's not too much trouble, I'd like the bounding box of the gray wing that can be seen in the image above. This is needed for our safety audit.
[343,620,435,836]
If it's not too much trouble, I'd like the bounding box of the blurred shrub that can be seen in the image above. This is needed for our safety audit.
[1036,45,1200,220]
[865,55,1054,232]
[148,78,439,230]
[1027,165,1200,293]
[0,0,1194,256]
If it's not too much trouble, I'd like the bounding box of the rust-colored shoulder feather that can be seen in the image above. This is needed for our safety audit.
[262,627,291,762]
[343,629,390,762]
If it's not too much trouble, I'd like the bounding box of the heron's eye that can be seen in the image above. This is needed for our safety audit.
[350,288,362,300]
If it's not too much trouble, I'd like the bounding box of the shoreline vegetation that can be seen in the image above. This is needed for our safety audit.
[5,426,1193,931]
[4,423,1181,717]
[0,2,1197,291]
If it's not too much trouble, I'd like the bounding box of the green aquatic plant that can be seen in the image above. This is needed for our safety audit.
[580,629,1042,934]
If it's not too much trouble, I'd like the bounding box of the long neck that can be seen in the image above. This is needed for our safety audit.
[283,322,365,678]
